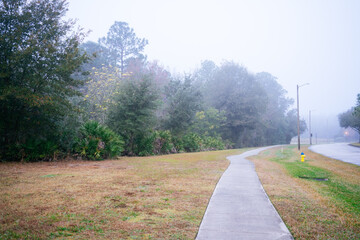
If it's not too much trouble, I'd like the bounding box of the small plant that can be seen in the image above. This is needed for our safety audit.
[74,121,124,160]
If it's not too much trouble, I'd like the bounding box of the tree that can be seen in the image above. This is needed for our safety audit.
[0,0,87,161]
[99,21,148,75]
[107,75,158,155]
[254,72,297,145]
[339,108,360,142]
[80,41,112,70]
[82,65,122,124]
[190,108,227,138]
[193,60,217,88]
[284,109,307,144]
[203,62,267,146]
[354,93,360,117]
[162,76,202,135]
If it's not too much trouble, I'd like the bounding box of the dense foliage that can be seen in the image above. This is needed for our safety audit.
[0,0,87,161]
[0,1,307,161]
[107,75,158,155]
[74,121,123,160]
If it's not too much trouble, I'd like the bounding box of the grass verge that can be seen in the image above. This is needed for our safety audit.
[250,145,360,239]
[0,149,246,240]
[350,142,360,148]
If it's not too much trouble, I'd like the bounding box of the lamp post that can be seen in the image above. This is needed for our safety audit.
[297,83,309,150]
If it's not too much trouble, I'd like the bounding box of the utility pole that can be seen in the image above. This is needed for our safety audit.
[297,83,309,150]
[297,85,300,150]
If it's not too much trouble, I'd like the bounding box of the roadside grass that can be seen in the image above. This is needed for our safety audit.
[350,142,360,148]
[0,149,246,240]
[250,145,360,239]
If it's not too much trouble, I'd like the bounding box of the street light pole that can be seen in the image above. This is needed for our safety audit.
[297,85,300,150]
[297,83,309,151]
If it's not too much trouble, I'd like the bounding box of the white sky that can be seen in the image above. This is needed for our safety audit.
[67,0,360,124]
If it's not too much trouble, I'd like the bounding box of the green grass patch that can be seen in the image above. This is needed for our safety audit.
[271,146,360,215]
[272,147,330,179]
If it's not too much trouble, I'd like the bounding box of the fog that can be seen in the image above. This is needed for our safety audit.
[68,0,360,139]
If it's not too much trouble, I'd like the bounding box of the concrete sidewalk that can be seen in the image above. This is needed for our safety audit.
[196,146,293,240]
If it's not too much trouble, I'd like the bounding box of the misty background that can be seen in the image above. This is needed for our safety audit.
[68,0,360,141]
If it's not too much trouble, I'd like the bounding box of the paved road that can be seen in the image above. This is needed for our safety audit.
[309,143,360,166]
[196,146,293,240]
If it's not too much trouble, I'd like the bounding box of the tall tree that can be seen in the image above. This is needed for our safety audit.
[162,76,202,135]
[80,41,112,70]
[254,72,296,145]
[0,0,87,161]
[107,75,158,155]
[193,60,217,88]
[204,62,267,146]
[99,21,148,75]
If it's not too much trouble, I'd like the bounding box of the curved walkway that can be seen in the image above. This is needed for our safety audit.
[309,143,360,166]
[196,146,293,240]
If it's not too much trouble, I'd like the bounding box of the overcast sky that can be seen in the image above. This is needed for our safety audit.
[67,0,360,126]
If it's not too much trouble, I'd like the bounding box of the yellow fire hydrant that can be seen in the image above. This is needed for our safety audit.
[301,152,306,162]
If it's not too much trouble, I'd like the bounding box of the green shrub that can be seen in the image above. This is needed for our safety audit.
[182,133,203,152]
[74,121,124,160]
[17,138,59,162]
[202,136,225,150]
[171,135,184,153]
[153,130,174,154]
[135,133,156,156]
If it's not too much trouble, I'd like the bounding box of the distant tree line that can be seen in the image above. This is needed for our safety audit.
[338,94,360,142]
[0,0,306,161]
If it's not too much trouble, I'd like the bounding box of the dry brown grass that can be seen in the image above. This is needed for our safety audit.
[250,146,360,239]
[0,149,245,239]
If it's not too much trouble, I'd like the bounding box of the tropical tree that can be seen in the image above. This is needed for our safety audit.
[0,0,87,161]
[99,21,148,75]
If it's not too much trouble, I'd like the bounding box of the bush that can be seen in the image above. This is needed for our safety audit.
[202,136,225,150]
[135,133,156,156]
[74,121,124,160]
[16,138,59,162]
[153,130,175,154]
[171,135,184,153]
[182,133,203,152]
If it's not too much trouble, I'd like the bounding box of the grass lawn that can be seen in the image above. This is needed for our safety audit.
[0,149,246,240]
[250,145,360,239]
